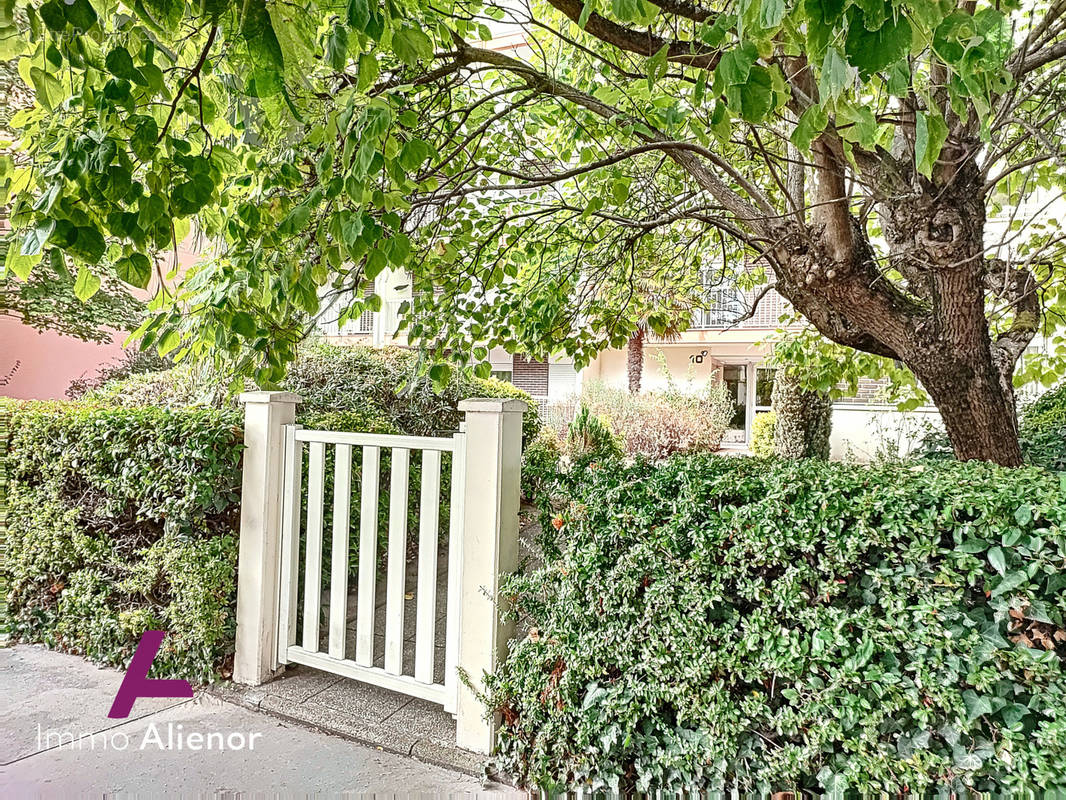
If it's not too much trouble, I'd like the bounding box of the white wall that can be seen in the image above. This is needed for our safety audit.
[830,404,942,462]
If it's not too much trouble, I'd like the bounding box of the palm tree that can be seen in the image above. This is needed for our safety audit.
[625,309,691,394]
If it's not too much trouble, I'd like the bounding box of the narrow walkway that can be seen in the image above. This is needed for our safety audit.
[1,645,514,796]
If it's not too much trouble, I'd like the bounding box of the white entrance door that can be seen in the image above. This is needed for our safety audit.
[720,362,776,447]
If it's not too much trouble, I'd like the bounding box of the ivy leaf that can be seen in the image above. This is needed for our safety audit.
[987,546,1006,575]
[991,569,1027,597]
[962,690,992,722]
[73,264,102,301]
[1014,503,1033,525]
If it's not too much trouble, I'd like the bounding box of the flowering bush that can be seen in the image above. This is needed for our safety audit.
[578,380,733,460]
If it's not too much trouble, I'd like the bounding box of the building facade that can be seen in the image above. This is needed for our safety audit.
[313,268,943,459]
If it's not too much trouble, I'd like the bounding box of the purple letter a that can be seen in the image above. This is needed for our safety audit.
[108,631,194,718]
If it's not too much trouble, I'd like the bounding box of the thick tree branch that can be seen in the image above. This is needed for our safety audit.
[643,0,715,23]
[545,0,722,68]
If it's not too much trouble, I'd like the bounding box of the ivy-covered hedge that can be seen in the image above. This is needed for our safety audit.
[1,400,244,683]
[493,455,1066,793]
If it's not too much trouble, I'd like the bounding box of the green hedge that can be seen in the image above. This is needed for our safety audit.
[1021,382,1066,471]
[87,341,541,444]
[2,400,243,683]
[492,455,1066,793]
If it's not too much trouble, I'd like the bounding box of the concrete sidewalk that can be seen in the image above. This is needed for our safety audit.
[1,645,517,797]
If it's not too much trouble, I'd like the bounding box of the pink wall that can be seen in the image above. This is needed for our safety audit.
[1,236,203,401]
[0,317,128,400]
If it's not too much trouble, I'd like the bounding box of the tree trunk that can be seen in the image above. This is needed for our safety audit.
[772,151,1029,468]
[627,328,644,394]
[922,370,1023,465]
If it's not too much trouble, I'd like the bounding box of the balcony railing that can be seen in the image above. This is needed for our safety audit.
[689,286,791,330]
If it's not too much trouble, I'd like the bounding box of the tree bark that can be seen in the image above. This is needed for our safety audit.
[920,364,1024,465]
[627,327,645,394]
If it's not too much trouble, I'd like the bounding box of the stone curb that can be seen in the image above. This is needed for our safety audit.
[204,681,491,780]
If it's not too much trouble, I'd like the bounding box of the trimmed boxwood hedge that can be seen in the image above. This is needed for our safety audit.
[493,455,1066,793]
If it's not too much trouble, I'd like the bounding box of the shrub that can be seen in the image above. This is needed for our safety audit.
[578,380,733,460]
[1,400,243,682]
[750,410,776,457]
[566,405,624,465]
[1021,382,1066,471]
[772,371,832,460]
[488,455,1066,793]
[88,341,540,444]
[521,429,563,502]
[66,349,171,400]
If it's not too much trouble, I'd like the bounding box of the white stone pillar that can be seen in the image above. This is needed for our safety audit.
[233,391,301,686]
[454,398,526,753]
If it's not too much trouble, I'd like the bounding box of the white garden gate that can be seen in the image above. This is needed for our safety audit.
[230,392,526,754]
[276,426,466,711]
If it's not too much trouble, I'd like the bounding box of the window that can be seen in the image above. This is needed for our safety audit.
[491,370,513,383]
[755,367,775,409]
[693,285,746,329]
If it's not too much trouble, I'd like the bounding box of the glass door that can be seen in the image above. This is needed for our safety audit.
[721,364,748,446]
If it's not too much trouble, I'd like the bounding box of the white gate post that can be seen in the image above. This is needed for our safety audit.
[233,391,302,686]
[454,398,526,753]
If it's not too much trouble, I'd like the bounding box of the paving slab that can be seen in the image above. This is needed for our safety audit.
[0,645,517,797]
[1,646,188,765]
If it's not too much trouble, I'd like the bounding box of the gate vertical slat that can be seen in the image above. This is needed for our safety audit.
[328,444,352,659]
[443,430,466,713]
[354,445,380,666]
[384,447,410,675]
[277,424,303,665]
[302,441,327,651]
[414,449,441,683]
